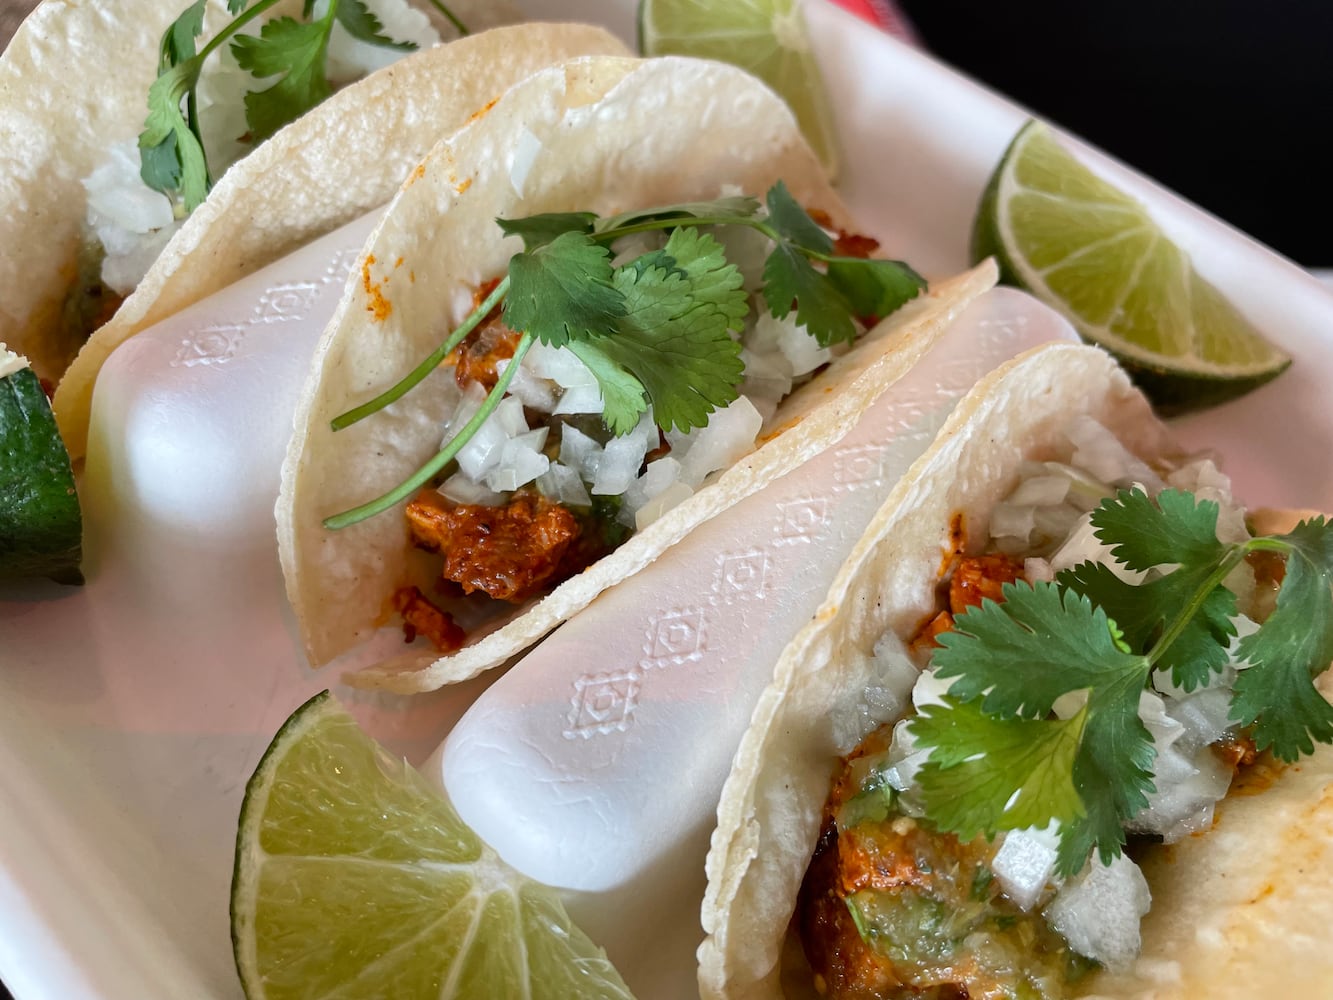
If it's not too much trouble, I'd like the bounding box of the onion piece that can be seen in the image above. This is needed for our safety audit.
[1044,854,1151,972]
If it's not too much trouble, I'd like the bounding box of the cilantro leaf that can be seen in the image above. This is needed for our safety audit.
[334,0,416,48]
[231,16,333,142]
[1065,666,1157,872]
[764,180,832,254]
[160,0,207,68]
[1065,490,1238,690]
[762,245,855,347]
[1092,488,1228,572]
[227,0,249,13]
[927,582,1156,872]
[1059,560,1238,691]
[825,257,926,321]
[595,195,761,234]
[564,341,648,435]
[503,231,625,347]
[140,63,211,209]
[591,229,747,432]
[1232,517,1333,760]
[934,582,1141,719]
[913,697,1087,841]
[497,212,597,252]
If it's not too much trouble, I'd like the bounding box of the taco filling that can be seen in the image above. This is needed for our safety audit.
[352,192,913,652]
[791,415,1328,999]
[66,0,442,346]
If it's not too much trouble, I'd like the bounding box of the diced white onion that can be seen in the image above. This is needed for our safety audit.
[992,824,1061,912]
[1006,475,1072,507]
[319,0,439,84]
[455,394,527,480]
[484,428,549,492]
[989,502,1036,543]
[553,383,604,415]
[1044,853,1151,972]
[1067,415,1164,492]
[527,343,595,387]
[592,413,655,496]
[749,310,830,377]
[84,142,175,233]
[498,357,557,412]
[623,455,687,527]
[558,424,603,482]
[738,346,794,425]
[440,474,503,507]
[672,396,762,488]
[537,463,592,508]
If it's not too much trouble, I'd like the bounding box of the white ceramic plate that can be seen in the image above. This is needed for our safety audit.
[3,2,1332,999]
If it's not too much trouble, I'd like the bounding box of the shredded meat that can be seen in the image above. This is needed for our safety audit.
[799,822,907,1000]
[1213,730,1259,771]
[448,278,520,391]
[392,586,465,652]
[949,553,1025,615]
[405,490,584,603]
[910,553,1027,654]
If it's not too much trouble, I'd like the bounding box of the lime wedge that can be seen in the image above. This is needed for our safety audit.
[638,0,839,176]
[231,692,636,1000]
[973,121,1291,412]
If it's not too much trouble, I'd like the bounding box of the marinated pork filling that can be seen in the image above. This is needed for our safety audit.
[797,417,1266,999]
[398,220,880,650]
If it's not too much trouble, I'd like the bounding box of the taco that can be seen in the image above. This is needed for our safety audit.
[275,53,998,694]
[699,341,1333,998]
[0,0,627,455]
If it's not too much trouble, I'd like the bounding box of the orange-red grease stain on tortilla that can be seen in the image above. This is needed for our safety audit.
[395,256,404,269]
[406,162,427,186]
[907,513,969,649]
[1229,753,1288,796]
[467,97,500,124]
[455,177,474,195]
[361,253,392,323]
[757,415,803,444]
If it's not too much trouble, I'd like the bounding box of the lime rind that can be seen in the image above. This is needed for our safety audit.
[231,692,636,999]
[638,0,839,176]
[975,121,1291,410]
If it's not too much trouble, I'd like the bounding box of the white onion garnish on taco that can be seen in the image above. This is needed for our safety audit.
[699,341,1333,999]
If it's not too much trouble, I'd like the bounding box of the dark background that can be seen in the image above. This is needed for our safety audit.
[897,0,1333,267]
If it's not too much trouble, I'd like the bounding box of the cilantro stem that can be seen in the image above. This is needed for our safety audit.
[1145,542,1256,668]
[323,331,534,529]
[330,276,511,431]
[424,0,469,35]
[196,0,285,65]
[596,216,780,245]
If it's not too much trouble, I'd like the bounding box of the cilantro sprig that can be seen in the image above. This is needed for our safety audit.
[323,184,926,529]
[911,488,1333,876]
[140,0,459,210]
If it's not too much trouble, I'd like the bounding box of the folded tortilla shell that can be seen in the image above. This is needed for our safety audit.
[2,0,625,451]
[47,17,630,459]
[275,52,998,692]
[698,342,1176,999]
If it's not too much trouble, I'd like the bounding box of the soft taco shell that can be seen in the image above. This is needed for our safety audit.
[698,343,1174,998]
[275,53,997,693]
[1,0,625,453]
[699,340,1333,998]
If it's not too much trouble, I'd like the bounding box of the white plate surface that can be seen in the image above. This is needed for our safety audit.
[3,2,1333,999]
